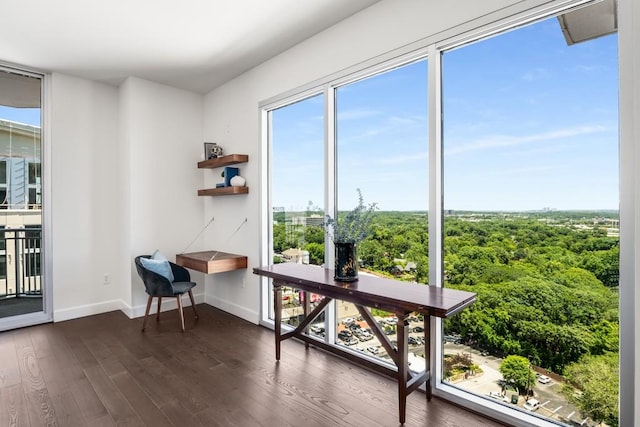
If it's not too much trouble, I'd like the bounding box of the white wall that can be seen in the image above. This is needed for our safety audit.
[50,73,125,320]
[120,77,205,314]
[50,74,206,320]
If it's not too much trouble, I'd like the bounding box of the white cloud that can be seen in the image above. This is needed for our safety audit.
[521,68,552,81]
[374,151,428,165]
[444,125,609,156]
[337,108,381,121]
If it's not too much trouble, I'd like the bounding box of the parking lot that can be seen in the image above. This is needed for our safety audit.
[445,343,591,426]
[332,313,426,361]
[320,315,590,426]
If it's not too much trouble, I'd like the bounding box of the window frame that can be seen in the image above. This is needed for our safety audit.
[0,63,52,331]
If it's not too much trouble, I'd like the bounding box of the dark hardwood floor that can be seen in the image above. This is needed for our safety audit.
[0,305,505,426]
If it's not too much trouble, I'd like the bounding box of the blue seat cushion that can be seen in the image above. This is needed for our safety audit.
[140,257,174,282]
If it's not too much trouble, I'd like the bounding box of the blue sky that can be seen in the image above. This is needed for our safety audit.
[272,16,618,213]
[0,106,40,126]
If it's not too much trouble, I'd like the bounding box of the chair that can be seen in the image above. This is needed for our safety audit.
[134,255,198,332]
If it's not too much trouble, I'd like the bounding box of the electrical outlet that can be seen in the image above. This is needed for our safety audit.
[103,274,110,285]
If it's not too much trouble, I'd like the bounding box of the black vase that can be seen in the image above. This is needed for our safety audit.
[335,242,358,282]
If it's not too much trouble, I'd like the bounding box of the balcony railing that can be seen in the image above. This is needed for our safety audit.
[0,227,42,299]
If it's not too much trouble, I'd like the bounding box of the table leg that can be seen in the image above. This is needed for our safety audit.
[303,290,310,350]
[424,314,432,401]
[274,283,282,361]
[397,312,409,424]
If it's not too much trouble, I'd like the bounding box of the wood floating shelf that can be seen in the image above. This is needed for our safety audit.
[175,251,248,274]
[198,154,249,169]
[197,186,249,196]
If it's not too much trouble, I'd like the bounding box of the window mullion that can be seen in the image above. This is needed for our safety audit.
[324,85,337,344]
[427,43,445,388]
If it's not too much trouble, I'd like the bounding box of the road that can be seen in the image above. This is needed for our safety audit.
[445,343,590,425]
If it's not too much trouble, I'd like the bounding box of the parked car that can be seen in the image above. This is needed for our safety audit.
[444,334,462,344]
[413,326,424,333]
[310,324,324,334]
[342,317,356,326]
[538,375,552,384]
[357,333,373,342]
[338,330,352,340]
[487,391,504,400]
[366,346,380,354]
[342,337,359,346]
[523,399,540,411]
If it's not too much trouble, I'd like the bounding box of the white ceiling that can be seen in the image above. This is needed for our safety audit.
[0,0,380,93]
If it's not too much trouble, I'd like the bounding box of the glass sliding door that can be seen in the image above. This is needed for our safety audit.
[0,67,47,330]
[441,10,619,426]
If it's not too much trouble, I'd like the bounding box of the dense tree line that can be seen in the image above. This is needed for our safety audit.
[274,210,619,372]
[441,215,619,375]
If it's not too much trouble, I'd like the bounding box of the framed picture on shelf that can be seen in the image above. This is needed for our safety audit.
[204,142,215,160]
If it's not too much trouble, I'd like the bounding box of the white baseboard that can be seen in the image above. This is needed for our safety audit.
[54,299,124,322]
[52,293,258,325]
[205,294,259,324]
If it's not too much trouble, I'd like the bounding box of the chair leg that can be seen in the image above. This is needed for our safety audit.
[142,296,153,332]
[188,290,198,319]
[176,296,185,332]
[156,297,162,322]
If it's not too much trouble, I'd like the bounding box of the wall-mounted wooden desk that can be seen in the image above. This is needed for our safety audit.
[253,263,476,424]
[176,251,247,274]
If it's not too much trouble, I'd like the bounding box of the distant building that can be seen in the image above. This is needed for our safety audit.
[282,248,309,264]
[290,214,325,227]
[0,119,42,296]
[0,119,41,210]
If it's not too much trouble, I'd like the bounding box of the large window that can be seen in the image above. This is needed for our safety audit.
[441,13,618,427]
[267,59,429,357]
[262,2,619,425]
[268,93,326,328]
[333,59,428,360]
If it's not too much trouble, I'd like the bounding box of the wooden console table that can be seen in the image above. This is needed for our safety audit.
[253,263,476,424]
